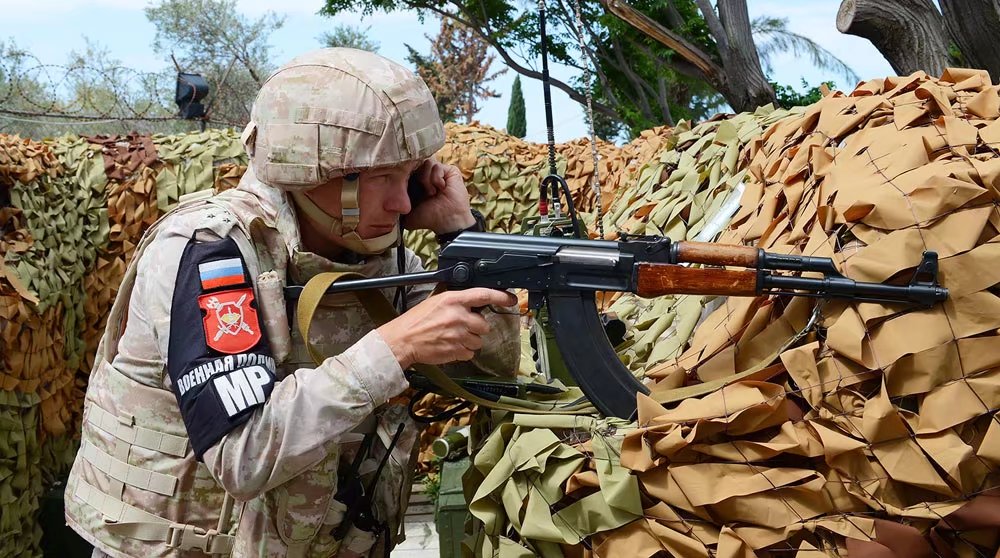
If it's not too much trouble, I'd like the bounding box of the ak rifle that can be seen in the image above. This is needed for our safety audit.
[286,232,948,420]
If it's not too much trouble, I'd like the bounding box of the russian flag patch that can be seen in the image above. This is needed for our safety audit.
[198,258,245,290]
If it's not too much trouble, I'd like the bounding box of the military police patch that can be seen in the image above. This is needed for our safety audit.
[198,289,262,353]
[168,232,276,459]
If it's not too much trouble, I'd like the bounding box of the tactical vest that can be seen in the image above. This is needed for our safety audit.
[66,178,420,558]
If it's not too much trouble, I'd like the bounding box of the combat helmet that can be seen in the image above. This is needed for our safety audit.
[241,47,445,253]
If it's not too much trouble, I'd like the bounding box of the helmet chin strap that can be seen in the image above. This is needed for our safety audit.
[290,173,400,256]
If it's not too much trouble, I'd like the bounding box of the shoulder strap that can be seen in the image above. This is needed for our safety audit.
[296,272,592,415]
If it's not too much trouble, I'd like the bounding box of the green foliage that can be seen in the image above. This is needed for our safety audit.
[423,468,442,510]
[321,0,858,137]
[0,39,188,139]
[321,0,722,136]
[404,44,456,123]
[752,16,858,86]
[319,23,380,52]
[506,76,526,138]
[771,79,835,109]
[145,0,284,126]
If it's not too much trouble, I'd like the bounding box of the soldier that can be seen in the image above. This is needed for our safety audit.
[64,48,520,557]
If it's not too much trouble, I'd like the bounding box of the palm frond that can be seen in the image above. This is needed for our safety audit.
[752,15,860,86]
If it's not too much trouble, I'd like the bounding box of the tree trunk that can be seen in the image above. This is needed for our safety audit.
[939,0,1000,83]
[836,0,950,77]
[601,0,776,113]
[715,0,777,112]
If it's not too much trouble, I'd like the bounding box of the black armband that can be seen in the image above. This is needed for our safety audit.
[167,233,276,460]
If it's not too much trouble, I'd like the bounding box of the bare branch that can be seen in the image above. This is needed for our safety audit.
[694,0,729,54]
[600,0,722,82]
[656,76,674,126]
[610,37,654,121]
[421,1,622,119]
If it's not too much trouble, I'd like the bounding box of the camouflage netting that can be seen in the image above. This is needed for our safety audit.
[0,130,245,557]
[467,69,1000,557]
[601,106,804,373]
[404,122,675,263]
[4,68,998,557]
[0,123,690,554]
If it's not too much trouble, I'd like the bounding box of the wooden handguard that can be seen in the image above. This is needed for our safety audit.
[635,264,758,298]
[673,241,759,267]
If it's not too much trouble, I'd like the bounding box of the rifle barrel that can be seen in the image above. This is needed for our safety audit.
[761,273,948,306]
[284,269,449,300]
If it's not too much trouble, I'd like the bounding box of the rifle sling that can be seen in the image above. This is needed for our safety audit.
[296,271,590,415]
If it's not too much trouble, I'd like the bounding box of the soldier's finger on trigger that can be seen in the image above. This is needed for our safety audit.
[461,287,511,309]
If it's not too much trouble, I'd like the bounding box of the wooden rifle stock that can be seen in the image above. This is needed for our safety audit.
[635,263,758,298]
[673,241,759,267]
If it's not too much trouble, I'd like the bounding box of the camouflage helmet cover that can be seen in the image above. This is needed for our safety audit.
[242,48,446,191]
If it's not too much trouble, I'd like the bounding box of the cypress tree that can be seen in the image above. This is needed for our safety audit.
[506,75,526,138]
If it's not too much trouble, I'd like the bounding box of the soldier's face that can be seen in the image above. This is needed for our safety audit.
[302,161,421,239]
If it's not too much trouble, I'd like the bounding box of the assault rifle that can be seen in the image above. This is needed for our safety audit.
[286,232,948,419]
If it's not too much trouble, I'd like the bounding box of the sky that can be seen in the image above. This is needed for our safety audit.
[0,0,895,143]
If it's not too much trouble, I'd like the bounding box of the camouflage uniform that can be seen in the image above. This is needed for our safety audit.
[66,48,519,558]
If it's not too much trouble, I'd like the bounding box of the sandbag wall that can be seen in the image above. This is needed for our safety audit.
[0,130,246,558]
[466,69,1000,557]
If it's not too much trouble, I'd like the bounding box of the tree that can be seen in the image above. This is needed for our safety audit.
[753,17,858,86]
[836,0,952,76]
[837,0,1000,81]
[319,23,380,52]
[404,44,458,123]
[506,75,526,138]
[772,79,836,109]
[321,0,857,137]
[940,0,1000,80]
[406,18,506,124]
[145,0,285,126]
[0,39,184,139]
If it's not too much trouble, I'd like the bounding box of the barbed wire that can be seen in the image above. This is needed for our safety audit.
[0,49,246,134]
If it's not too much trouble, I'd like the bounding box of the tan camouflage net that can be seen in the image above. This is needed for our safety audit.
[0,130,247,557]
[602,106,805,374]
[7,136,108,444]
[0,136,66,558]
[151,129,248,210]
[0,391,43,558]
[466,69,1000,557]
[405,122,676,263]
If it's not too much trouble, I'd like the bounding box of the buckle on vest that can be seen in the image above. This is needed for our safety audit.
[166,523,219,552]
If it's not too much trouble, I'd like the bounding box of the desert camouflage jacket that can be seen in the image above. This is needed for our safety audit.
[66,168,519,558]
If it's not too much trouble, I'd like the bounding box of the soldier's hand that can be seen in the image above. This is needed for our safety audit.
[376,288,518,370]
[401,157,475,234]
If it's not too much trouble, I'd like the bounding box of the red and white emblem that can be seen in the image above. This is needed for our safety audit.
[198,288,262,354]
